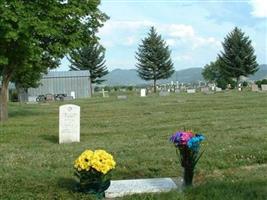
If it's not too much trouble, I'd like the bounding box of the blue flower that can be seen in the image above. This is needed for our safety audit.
[187,134,205,151]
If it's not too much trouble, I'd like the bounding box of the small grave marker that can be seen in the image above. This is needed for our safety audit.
[159,91,170,96]
[251,84,259,92]
[70,91,76,99]
[59,104,80,144]
[187,89,196,94]
[102,89,109,98]
[261,84,267,91]
[140,89,146,97]
[215,87,222,92]
[201,87,209,93]
[117,95,128,100]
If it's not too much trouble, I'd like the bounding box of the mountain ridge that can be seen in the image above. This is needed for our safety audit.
[103,64,267,86]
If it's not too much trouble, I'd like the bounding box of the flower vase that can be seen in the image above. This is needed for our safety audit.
[77,171,112,199]
[183,167,194,187]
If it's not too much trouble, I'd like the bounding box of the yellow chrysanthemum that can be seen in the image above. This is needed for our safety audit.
[74,149,116,174]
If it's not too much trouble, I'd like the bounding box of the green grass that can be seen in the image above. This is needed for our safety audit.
[1,91,267,199]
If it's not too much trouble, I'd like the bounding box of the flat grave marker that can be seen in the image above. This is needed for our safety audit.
[117,95,128,100]
[105,178,181,198]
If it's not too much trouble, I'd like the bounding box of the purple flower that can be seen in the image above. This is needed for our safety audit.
[170,131,194,146]
[170,132,182,144]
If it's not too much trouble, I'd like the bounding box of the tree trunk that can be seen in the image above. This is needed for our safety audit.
[236,76,239,88]
[90,83,93,97]
[153,79,157,93]
[0,78,10,121]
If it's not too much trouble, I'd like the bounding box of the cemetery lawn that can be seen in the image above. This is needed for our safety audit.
[1,91,267,200]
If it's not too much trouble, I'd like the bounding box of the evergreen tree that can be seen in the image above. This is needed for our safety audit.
[219,27,258,87]
[202,58,235,89]
[68,41,108,87]
[136,27,174,92]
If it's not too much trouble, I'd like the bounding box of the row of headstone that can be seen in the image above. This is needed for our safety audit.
[251,84,267,92]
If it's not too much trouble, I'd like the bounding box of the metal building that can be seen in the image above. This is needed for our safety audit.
[28,70,91,99]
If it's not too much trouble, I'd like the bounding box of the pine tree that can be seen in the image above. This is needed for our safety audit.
[202,58,235,89]
[219,27,258,87]
[68,41,108,87]
[136,27,174,92]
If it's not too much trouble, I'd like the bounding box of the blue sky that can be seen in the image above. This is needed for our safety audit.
[59,0,267,71]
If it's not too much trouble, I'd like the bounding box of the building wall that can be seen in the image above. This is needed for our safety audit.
[28,72,91,98]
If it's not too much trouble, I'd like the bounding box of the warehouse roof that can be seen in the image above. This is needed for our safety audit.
[43,70,90,79]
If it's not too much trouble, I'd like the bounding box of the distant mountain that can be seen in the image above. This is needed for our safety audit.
[103,64,267,86]
[103,67,203,86]
[250,64,267,80]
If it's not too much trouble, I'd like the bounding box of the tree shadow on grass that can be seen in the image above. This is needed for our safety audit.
[185,179,267,200]
[57,177,78,192]
[40,134,58,144]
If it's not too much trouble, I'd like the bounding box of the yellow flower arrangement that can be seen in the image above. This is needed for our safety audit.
[74,149,116,174]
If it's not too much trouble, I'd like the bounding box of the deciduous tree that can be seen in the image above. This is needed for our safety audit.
[0,0,107,121]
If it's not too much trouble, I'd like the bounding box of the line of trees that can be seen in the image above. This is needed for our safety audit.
[0,1,259,122]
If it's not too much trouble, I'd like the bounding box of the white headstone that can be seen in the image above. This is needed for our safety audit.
[140,89,146,97]
[187,89,196,94]
[215,87,222,92]
[261,84,267,91]
[251,84,259,92]
[159,91,170,96]
[28,96,37,102]
[59,104,80,144]
[201,87,209,93]
[70,91,76,99]
[102,89,109,98]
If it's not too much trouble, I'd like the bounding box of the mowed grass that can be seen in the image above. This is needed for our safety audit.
[0,91,267,199]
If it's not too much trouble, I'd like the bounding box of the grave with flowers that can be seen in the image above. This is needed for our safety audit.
[73,130,205,199]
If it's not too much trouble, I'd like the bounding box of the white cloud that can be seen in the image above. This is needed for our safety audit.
[192,36,221,49]
[175,54,193,61]
[99,20,154,36]
[250,0,267,18]
[123,36,136,46]
[161,24,221,50]
[166,39,176,46]
[98,20,154,48]
[167,24,195,38]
